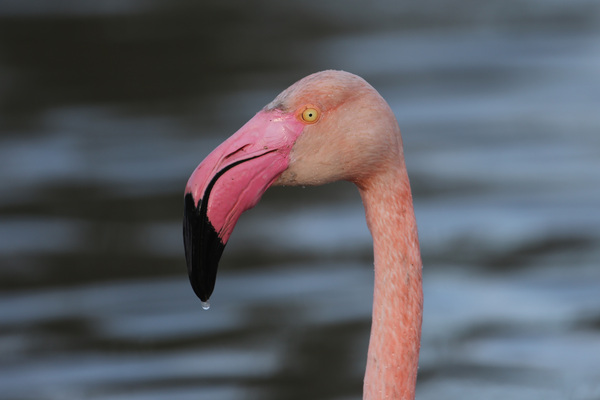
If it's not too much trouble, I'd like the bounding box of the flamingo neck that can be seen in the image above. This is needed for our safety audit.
[359,165,423,400]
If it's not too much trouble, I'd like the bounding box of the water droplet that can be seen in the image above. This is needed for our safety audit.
[201,300,210,310]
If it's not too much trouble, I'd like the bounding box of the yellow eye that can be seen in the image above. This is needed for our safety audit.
[301,107,319,123]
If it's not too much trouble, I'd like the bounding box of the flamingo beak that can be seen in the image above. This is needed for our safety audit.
[183,109,305,302]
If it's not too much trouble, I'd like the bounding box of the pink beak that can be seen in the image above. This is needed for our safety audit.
[183,109,305,302]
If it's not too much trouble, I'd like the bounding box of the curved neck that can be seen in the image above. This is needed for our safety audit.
[358,165,423,400]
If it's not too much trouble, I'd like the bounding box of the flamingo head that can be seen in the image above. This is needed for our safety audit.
[183,70,402,302]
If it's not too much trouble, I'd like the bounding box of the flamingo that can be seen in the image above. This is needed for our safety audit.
[183,70,423,400]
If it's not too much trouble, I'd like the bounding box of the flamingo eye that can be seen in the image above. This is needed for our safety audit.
[301,107,319,123]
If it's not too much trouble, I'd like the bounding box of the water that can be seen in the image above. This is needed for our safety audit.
[1,1,600,399]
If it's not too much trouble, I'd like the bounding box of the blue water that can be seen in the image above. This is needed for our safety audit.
[1,1,600,399]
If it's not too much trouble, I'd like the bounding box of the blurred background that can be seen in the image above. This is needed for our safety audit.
[1,1,599,399]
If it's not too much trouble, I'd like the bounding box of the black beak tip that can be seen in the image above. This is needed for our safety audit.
[183,193,226,303]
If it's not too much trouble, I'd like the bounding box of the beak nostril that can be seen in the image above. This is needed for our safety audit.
[223,144,251,161]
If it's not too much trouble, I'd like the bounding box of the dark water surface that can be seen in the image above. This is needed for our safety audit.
[1,1,600,399]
